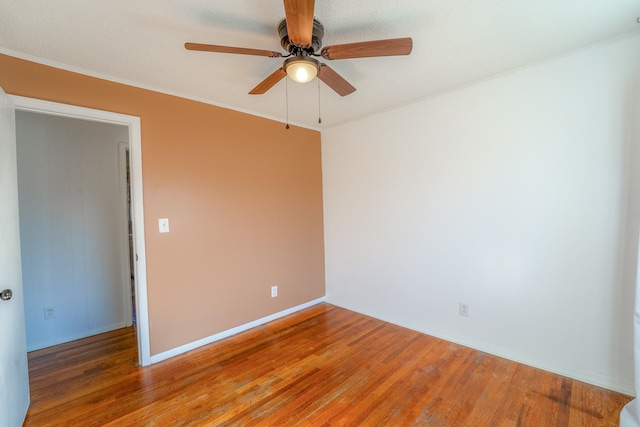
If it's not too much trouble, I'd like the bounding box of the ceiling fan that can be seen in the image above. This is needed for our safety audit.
[185,0,413,97]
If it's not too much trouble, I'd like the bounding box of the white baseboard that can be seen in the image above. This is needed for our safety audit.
[27,322,128,352]
[325,299,635,397]
[150,297,326,364]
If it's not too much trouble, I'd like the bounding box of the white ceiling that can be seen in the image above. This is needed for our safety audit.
[1,1,639,129]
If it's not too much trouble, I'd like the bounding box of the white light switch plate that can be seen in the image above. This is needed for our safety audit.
[158,218,170,233]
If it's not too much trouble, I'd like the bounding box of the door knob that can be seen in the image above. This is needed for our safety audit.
[0,289,12,301]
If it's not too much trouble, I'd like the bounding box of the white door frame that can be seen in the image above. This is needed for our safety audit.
[9,95,151,366]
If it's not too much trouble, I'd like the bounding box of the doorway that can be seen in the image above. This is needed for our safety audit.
[17,111,133,350]
[10,95,151,366]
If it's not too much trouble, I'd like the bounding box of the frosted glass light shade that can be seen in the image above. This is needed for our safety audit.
[284,57,319,83]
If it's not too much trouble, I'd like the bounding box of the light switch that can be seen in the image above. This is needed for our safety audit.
[158,218,170,233]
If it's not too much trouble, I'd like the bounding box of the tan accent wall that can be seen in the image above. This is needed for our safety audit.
[0,54,325,356]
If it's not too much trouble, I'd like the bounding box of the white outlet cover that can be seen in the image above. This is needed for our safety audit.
[271,286,278,297]
[459,302,469,317]
[158,218,170,233]
[44,306,55,320]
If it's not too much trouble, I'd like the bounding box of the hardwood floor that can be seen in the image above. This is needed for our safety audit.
[24,303,631,426]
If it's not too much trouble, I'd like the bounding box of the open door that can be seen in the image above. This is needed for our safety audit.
[0,87,30,426]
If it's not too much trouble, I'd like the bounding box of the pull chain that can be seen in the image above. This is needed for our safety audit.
[317,78,322,124]
[285,78,290,130]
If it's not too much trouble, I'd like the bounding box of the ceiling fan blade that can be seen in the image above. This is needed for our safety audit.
[249,68,287,94]
[185,42,282,58]
[283,0,315,47]
[321,37,413,60]
[318,64,356,97]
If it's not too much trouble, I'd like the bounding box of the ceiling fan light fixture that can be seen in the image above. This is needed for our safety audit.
[284,56,319,83]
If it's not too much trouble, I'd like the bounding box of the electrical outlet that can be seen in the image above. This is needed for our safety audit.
[459,302,469,318]
[271,285,278,298]
[44,305,55,320]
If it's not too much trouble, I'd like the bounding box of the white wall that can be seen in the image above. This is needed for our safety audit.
[16,111,131,351]
[322,33,640,395]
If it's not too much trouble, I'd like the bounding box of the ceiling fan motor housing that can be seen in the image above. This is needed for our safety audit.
[278,18,325,53]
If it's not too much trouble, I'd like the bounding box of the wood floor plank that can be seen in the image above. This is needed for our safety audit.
[23,303,631,426]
